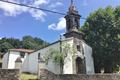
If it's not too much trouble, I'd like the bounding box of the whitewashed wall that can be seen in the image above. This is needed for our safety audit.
[28,50,39,74]
[29,42,61,74]
[63,38,74,74]
[2,53,8,69]
[29,38,74,74]
[8,52,20,69]
[21,53,29,72]
[2,51,30,73]
[82,41,95,74]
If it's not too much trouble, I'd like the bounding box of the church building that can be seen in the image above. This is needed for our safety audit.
[2,2,95,75]
[28,2,95,74]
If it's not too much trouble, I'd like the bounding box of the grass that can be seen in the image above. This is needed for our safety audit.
[20,73,38,80]
[0,58,2,63]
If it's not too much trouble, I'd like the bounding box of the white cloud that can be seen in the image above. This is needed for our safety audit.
[0,0,48,21]
[49,2,63,9]
[48,17,66,30]
[0,0,64,21]
[0,0,23,16]
[33,0,48,7]
[29,9,46,21]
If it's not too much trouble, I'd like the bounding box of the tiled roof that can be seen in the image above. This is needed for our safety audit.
[9,49,34,53]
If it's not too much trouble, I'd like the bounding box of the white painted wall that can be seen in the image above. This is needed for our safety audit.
[2,53,8,69]
[29,38,74,74]
[8,51,20,69]
[29,42,61,74]
[63,55,73,74]
[21,53,29,72]
[82,41,95,74]
[2,51,30,73]
[28,50,38,74]
[63,38,74,74]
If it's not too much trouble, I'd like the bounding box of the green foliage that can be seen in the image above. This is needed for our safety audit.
[22,36,48,50]
[113,65,120,73]
[0,42,14,53]
[81,6,120,73]
[44,43,76,73]
[51,50,64,64]
[45,44,74,64]
[20,73,38,80]
[43,49,63,65]
[0,36,48,53]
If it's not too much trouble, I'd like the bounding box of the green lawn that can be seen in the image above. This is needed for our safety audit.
[0,58,2,63]
[20,73,38,80]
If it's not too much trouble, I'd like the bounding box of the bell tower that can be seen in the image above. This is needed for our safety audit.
[63,0,94,74]
[63,0,87,74]
[64,0,84,39]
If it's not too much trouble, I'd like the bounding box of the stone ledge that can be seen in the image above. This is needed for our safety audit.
[39,69,120,80]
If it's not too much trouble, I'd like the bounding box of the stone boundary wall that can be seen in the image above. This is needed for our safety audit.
[0,69,20,80]
[40,69,120,80]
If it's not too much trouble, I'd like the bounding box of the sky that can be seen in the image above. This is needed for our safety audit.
[0,0,120,43]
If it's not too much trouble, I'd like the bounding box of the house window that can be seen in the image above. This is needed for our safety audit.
[20,52,25,58]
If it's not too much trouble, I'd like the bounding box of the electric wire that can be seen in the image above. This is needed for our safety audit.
[0,0,87,20]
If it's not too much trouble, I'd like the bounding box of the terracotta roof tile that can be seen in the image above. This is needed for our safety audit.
[9,49,34,53]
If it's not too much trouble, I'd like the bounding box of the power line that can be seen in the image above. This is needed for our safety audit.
[0,0,87,20]
[0,0,66,15]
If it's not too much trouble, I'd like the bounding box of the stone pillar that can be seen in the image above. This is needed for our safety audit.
[38,58,46,79]
[15,57,22,73]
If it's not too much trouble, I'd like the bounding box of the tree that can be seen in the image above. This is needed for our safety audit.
[22,36,37,49]
[0,42,14,53]
[22,36,48,49]
[81,6,120,73]
[44,43,76,74]
[0,36,49,53]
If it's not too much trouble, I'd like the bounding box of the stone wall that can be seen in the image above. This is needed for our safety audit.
[40,69,120,80]
[0,69,20,80]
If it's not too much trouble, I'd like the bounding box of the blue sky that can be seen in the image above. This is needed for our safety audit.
[0,0,120,43]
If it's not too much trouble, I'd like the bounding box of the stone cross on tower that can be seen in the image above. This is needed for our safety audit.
[71,0,73,5]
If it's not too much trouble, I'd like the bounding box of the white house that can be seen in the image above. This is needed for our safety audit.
[2,3,95,75]
[2,49,34,72]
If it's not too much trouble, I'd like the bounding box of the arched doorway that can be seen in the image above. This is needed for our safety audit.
[76,57,85,74]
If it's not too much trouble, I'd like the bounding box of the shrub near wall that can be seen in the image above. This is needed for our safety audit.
[40,69,120,80]
[0,69,20,80]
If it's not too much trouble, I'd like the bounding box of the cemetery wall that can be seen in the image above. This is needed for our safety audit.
[0,69,20,80]
[40,69,120,80]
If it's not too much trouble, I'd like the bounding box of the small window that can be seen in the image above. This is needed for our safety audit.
[77,45,80,51]
[38,53,40,59]
[20,52,25,58]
